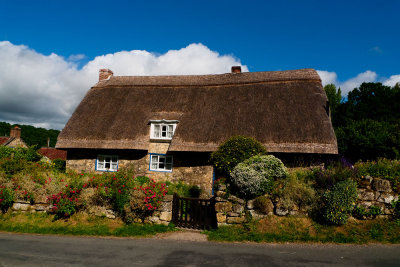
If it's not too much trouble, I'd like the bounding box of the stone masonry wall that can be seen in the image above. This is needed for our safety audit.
[66,149,214,197]
[10,195,174,225]
[357,175,399,216]
[214,179,399,226]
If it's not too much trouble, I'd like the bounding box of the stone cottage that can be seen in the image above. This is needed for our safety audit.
[56,67,338,195]
[0,126,27,148]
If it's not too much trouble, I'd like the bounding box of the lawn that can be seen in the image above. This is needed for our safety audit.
[0,212,176,237]
[205,216,400,244]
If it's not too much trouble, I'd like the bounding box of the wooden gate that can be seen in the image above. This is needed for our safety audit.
[172,193,217,230]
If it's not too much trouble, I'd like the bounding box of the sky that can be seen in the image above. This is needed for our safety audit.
[0,0,399,130]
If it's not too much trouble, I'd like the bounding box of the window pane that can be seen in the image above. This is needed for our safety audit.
[111,163,118,171]
[158,156,165,169]
[166,156,172,164]
[105,162,110,169]
[166,163,172,170]
[161,125,167,137]
[151,155,158,170]
[154,125,160,138]
[98,155,104,162]
[98,161,104,170]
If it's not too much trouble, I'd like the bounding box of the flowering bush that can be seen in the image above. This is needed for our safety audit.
[230,155,288,199]
[48,192,80,218]
[0,186,14,212]
[141,179,168,211]
[322,179,358,225]
[122,178,168,223]
[314,157,357,190]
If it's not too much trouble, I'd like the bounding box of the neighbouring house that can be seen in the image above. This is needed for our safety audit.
[0,126,27,148]
[56,67,338,195]
[38,147,67,161]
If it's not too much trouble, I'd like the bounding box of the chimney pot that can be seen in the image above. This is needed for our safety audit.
[231,66,242,73]
[10,126,21,138]
[99,69,114,81]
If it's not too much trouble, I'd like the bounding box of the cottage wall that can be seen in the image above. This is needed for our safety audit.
[66,149,214,196]
[6,138,27,148]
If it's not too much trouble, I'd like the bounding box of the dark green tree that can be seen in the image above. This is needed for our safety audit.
[0,121,60,147]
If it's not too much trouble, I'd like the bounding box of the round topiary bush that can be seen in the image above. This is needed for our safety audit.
[230,155,288,199]
[210,135,267,176]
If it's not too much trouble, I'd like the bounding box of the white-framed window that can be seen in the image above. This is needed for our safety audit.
[149,154,173,172]
[149,120,178,140]
[96,155,118,172]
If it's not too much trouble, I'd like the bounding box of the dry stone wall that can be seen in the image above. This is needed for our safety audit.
[10,195,174,224]
[356,175,398,216]
[213,179,399,226]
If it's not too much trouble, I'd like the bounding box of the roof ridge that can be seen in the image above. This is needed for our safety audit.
[93,68,321,88]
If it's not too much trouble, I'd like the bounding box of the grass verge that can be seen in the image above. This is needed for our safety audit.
[205,216,400,244]
[0,212,176,237]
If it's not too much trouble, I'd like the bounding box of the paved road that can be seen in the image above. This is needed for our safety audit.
[0,232,399,266]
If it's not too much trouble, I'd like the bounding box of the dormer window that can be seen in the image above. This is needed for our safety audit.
[149,120,178,140]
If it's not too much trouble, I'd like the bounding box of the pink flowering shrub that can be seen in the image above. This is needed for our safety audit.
[47,182,83,218]
[141,179,168,211]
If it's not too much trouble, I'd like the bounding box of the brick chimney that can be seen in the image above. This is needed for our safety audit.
[231,66,242,73]
[10,126,21,138]
[99,69,114,81]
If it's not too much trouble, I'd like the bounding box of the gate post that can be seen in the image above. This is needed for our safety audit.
[172,193,179,225]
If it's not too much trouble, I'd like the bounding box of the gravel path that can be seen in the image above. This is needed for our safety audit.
[154,230,208,242]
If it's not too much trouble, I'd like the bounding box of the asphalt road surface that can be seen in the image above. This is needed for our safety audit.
[0,232,400,266]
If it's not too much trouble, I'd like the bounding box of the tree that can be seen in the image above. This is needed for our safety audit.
[324,84,342,120]
[335,119,400,161]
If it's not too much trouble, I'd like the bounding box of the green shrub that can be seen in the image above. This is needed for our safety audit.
[188,185,201,198]
[13,146,41,162]
[135,176,150,186]
[392,200,400,219]
[274,172,316,211]
[210,135,267,176]
[53,159,66,172]
[165,181,194,197]
[322,179,358,225]
[369,205,382,218]
[352,205,368,220]
[0,146,13,159]
[230,155,288,199]
[0,187,14,212]
[355,159,400,193]
[0,158,27,178]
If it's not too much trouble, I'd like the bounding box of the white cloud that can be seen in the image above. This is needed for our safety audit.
[68,54,86,61]
[0,41,247,130]
[340,70,378,94]
[316,70,338,86]
[316,69,400,96]
[383,75,400,87]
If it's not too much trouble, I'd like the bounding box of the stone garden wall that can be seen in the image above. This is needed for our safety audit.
[214,179,399,226]
[11,194,174,225]
[356,175,399,215]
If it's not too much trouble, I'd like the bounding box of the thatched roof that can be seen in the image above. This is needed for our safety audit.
[56,69,338,154]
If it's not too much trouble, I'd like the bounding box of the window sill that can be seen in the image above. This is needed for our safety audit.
[149,169,173,173]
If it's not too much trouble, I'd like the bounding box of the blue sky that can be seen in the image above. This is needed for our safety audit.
[0,0,399,129]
